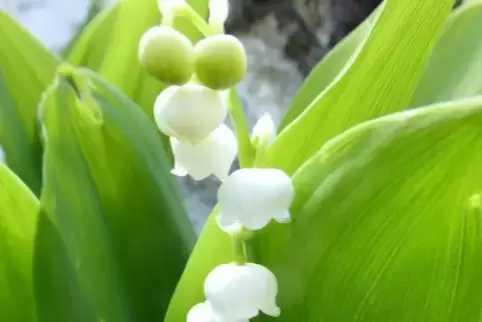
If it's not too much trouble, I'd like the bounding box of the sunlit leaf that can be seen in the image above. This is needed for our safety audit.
[166,96,482,321]
[0,164,39,322]
[261,0,455,175]
[411,0,482,106]
[278,6,382,131]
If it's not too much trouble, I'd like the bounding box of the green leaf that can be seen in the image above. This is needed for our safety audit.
[60,0,106,58]
[66,3,120,70]
[278,6,382,132]
[36,65,195,321]
[34,209,97,322]
[410,0,482,107]
[0,11,59,194]
[261,0,455,175]
[166,96,482,321]
[0,164,39,322]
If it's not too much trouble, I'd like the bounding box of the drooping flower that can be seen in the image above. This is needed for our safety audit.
[138,26,194,85]
[208,0,229,26]
[204,263,281,320]
[217,168,294,231]
[170,123,237,181]
[187,301,248,322]
[251,112,276,149]
[154,83,228,145]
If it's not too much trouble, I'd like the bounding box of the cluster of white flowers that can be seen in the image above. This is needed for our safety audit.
[140,1,295,321]
[154,84,236,180]
[187,165,294,321]
[139,0,249,181]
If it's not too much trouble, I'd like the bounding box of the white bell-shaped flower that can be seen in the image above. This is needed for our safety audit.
[251,112,276,149]
[170,123,237,181]
[208,0,229,25]
[217,168,294,230]
[154,83,228,145]
[204,263,281,320]
[187,301,248,322]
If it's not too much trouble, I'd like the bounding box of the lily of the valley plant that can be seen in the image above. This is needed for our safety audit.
[1,0,482,321]
[140,1,294,319]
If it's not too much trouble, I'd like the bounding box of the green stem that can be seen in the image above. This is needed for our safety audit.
[228,89,256,168]
[232,233,247,264]
[178,5,214,36]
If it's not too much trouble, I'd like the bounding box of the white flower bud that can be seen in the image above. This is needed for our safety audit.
[204,263,280,319]
[170,124,237,181]
[208,0,229,25]
[217,168,294,231]
[154,83,228,145]
[187,301,248,322]
[251,113,276,149]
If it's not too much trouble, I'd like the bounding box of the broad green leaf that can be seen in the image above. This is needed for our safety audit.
[167,96,482,321]
[37,65,195,321]
[261,0,455,175]
[0,11,58,194]
[0,164,39,322]
[34,209,97,322]
[278,6,382,131]
[410,0,482,107]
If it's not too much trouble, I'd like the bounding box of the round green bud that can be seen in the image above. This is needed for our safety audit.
[193,35,247,90]
[138,26,194,85]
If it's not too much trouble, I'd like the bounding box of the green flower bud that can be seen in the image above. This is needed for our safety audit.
[193,35,247,90]
[138,26,194,85]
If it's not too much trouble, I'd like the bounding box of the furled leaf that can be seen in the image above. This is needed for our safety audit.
[278,6,381,131]
[260,0,455,175]
[36,65,195,321]
[410,0,482,107]
[166,96,482,321]
[0,11,58,194]
[0,164,39,322]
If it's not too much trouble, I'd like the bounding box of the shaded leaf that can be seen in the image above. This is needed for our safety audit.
[37,65,195,321]
[0,11,58,194]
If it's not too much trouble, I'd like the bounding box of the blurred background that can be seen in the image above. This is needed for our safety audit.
[0,0,381,232]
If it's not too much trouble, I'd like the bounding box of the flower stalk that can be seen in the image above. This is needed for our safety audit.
[232,233,248,265]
